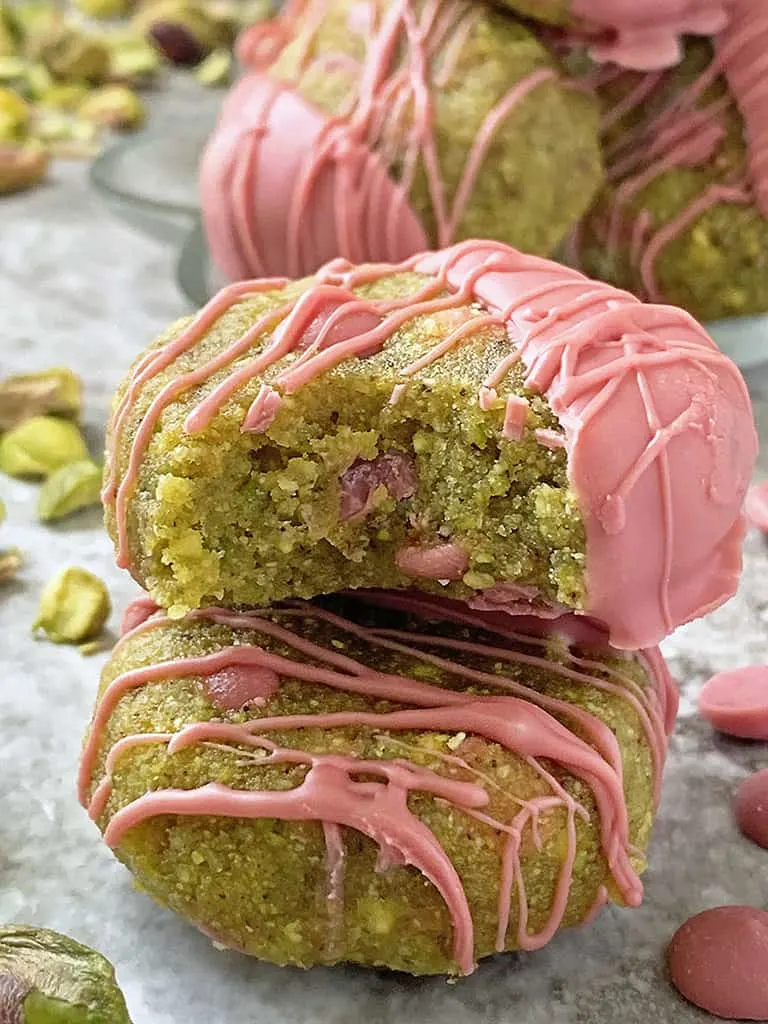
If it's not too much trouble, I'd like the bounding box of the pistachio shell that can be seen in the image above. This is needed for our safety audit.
[33,566,111,643]
[0,415,88,478]
[0,925,132,1022]
[0,367,82,430]
[37,459,102,521]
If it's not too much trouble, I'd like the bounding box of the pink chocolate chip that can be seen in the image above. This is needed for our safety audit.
[339,451,417,521]
[395,542,469,581]
[668,906,768,1021]
[698,666,768,740]
[735,769,768,850]
[205,665,280,711]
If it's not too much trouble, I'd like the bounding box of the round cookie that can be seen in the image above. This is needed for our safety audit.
[103,240,756,649]
[80,593,677,975]
[570,5,768,322]
[200,0,602,280]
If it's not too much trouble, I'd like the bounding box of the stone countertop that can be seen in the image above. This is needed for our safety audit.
[1,79,768,1024]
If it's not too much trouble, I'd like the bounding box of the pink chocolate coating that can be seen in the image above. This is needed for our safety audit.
[81,597,676,975]
[746,481,768,533]
[699,666,768,740]
[105,240,756,650]
[668,906,768,1020]
[735,769,768,850]
[572,0,731,70]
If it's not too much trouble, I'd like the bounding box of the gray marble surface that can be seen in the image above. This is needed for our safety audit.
[1,78,768,1024]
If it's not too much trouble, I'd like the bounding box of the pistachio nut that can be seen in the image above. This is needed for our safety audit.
[37,458,102,521]
[0,415,88,478]
[27,26,110,83]
[133,0,222,65]
[0,925,132,1022]
[0,86,29,140]
[74,0,135,20]
[0,367,82,429]
[0,56,27,84]
[195,47,231,86]
[14,2,65,44]
[78,83,144,129]
[23,59,53,99]
[39,80,90,111]
[0,139,48,193]
[106,34,162,86]
[33,566,111,643]
[0,546,22,582]
[0,13,17,58]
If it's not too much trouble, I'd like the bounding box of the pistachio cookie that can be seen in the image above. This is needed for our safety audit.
[80,592,677,975]
[103,240,756,649]
[200,0,602,280]
[570,1,768,321]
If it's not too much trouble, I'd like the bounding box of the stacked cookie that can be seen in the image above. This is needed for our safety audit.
[80,239,756,974]
[199,0,768,322]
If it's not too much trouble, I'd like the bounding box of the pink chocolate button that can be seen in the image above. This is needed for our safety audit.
[735,769,768,850]
[699,666,768,740]
[668,906,768,1020]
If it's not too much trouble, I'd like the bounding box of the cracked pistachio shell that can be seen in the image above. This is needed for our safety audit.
[0,925,132,1023]
[0,367,82,430]
[37,459,102,521]
[33,566,111,643]
[0,415,88,478]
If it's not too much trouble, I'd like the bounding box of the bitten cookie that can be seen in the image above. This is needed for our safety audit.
[102,240,756,649]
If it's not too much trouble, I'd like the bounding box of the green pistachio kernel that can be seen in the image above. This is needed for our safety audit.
[23,60,52,99]
[78,83,144,130]
[74,0,134,20]
[33,566,111,643]
[0,86,29,140]
[28,27,110,83]
[0,924,132,1023]
[0,415,88,479]
[0,367,82,430]
[38,80,89,111]
[37,459,102,522]
[106,35,162,86]
[194,47,231,86]
[0,56,27,83]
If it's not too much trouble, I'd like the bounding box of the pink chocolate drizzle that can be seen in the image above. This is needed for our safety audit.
[571,0,768,306]
[668,906,768,1020]
[200,0,561,280]
[698,665,768,741]
[80,597,676,974]
[104,239,756,650]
